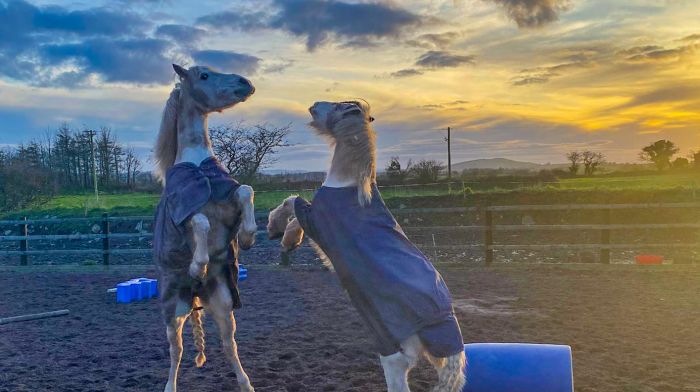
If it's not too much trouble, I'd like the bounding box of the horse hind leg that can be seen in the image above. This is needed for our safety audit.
[380,335,422,392]
[234,185,257,250]
[164,314,188,392]
[188,213,210,279]
[206,279,255,392]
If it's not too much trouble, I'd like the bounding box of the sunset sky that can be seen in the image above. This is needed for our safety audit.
[0,0,698,171]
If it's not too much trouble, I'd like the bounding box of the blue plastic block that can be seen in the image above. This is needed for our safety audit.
[463,343,573,392]
[114,278,159,303]
[148,279,159,298]
[138,280,150,300]
[116,282,132,303]
[238,265,248,282]
[128,281,140,301]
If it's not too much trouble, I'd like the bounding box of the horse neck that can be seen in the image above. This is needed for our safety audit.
[325,138,374,188]
[174,97,214,165]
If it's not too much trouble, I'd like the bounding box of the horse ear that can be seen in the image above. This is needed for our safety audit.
[172,64,188,80]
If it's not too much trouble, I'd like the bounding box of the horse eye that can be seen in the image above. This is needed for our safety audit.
[200,73,209,80]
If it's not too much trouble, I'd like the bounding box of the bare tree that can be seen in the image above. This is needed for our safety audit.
[582,151,605,176]
[411,160,445,183]
[210,122,291,182]
[385,156,413,183]
[566,151,582,175]
[125,147,142,189]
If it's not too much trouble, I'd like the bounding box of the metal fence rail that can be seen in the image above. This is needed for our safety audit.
[1,202,699,264]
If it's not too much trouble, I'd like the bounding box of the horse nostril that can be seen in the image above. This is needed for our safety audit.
[239,78,250,87]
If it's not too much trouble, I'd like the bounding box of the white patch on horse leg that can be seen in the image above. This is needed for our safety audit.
[206,279,255,392]
[235,185,257,250]
[380,335,423,392]
[164,315,187,392]
[188,213,210,279]
[380,351,413,392]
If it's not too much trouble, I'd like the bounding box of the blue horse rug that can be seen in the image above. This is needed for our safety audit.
[294,184,464,358]
[153,157,242,320]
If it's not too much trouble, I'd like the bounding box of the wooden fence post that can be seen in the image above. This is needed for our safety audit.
[19,216,28,266]
[600,209,611,264]
[102,213,110,266]
[484,207,494,264]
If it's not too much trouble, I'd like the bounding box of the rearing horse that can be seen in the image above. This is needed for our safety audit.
[153,64,257,392]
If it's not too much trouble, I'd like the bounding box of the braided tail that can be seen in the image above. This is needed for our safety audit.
[190,301,206,367]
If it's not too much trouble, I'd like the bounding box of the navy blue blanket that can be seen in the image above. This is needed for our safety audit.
[153,157,242,319]
[294,184,464,357]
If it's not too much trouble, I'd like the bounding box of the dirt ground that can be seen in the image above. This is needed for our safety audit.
[1,263,699,392]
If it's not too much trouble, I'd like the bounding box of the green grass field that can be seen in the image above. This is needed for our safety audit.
[4,172,699,219]
[557,172,700,190]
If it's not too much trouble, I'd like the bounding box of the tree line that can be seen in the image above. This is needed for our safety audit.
[0,122,291,212]
[566,139,699,175]
[0,125,143,211]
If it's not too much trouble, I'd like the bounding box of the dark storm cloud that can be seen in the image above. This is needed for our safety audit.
[42,38,173,84]
[196,10,268,31]
[486,0,571,28]
[270,0,422,50]
[156,24,206,46]
[0,0,147,40]
[390,68,424,78]
[0,0,177,86]
[196,0,423,51]
[415,51,475,68]
[191,50,261,75]
[389,51,475,78]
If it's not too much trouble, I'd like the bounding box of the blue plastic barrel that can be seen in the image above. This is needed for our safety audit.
[463,343,573,392]
[138,280,150,300]
[116,282,132,303]
[128,282,140,301]
[148,279,159,298]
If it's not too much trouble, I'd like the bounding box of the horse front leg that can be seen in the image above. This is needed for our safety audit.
[164,314,188,392]
[188,213,210,279]
[234,185,257,250]
[281,218,304,252]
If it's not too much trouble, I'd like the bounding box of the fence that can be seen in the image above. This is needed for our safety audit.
[397,202,700,264]
[1,202,699,265]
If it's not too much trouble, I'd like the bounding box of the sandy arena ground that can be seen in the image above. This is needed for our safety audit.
[1,263,699,392]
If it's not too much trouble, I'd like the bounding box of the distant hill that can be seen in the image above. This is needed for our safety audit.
[451,158,653,173]
[259,169,310,175]
[451,158,565,171]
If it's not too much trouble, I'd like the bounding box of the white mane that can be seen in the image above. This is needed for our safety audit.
[153,86,181,183]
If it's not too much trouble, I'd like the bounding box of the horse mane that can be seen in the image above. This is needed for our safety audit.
[330,116,377,206]
[154,86,181,183]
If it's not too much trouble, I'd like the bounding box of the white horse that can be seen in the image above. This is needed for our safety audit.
[268,100,466,392]
[153,64,257,392]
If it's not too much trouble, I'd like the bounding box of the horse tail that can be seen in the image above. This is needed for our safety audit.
[190,299,206,368]
[427,350,466,392]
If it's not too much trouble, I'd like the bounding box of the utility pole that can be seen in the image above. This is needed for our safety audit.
[445,127,452,180]
[85,130,99,203]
